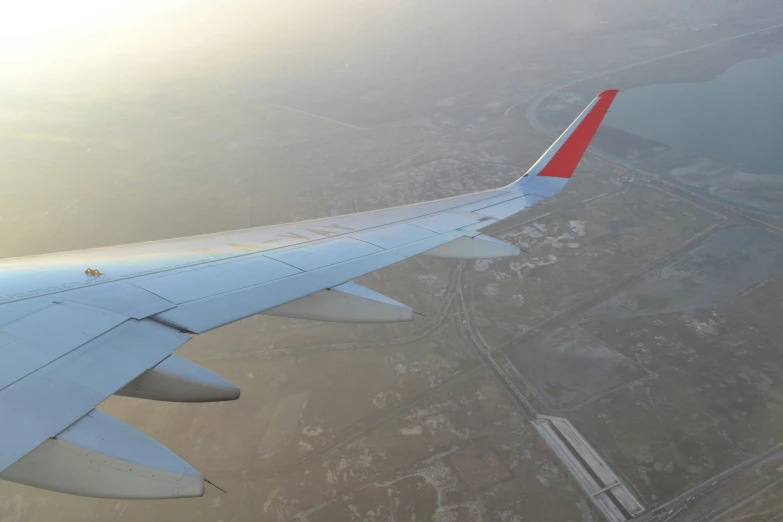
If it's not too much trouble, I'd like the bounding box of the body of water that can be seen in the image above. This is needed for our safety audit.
[603,52,783,175]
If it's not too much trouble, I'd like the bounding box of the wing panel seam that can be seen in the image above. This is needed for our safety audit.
[0,318,131,394]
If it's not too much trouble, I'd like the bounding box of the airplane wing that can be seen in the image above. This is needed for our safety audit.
[0,90,618,499]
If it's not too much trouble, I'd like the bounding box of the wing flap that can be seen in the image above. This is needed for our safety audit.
[134,256,302,304]
[265,237,383,271]
[0,319,188,473]
[0,302,128,392]
[152,231,465,334]
[64,283,176,319]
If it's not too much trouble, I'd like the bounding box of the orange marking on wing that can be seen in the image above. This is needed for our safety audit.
[228,243,262,252]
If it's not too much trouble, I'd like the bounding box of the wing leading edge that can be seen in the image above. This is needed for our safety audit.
[0,91,618,498]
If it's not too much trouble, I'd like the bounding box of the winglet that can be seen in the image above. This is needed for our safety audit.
[518,89,618,181]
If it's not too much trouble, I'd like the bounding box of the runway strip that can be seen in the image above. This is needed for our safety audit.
[534,415,645,522]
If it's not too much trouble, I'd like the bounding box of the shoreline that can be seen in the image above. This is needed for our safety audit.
[517,24,783,217]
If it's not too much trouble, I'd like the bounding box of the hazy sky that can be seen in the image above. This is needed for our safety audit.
[0,0,760,259]
[0,0,190,62]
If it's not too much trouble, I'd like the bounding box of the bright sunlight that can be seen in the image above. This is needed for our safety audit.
[0,0,190,62]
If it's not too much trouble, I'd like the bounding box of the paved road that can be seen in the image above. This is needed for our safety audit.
[637,444,783,522]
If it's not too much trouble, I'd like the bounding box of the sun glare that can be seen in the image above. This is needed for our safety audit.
[0,0,190,62]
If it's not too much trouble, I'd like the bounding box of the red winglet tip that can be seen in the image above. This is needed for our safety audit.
[534,89,619,179]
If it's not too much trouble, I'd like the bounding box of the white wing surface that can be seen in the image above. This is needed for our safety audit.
[0,90,618,498]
